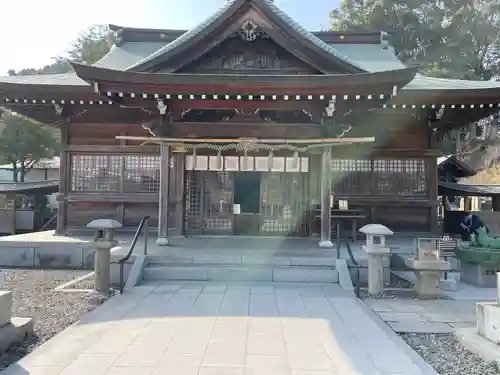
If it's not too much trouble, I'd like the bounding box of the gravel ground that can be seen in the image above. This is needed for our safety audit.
[0,269,112,371]
[401,333,500,375]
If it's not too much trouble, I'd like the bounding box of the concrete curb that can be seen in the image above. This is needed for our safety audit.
[356,299,440,375]
[456,327,500,366]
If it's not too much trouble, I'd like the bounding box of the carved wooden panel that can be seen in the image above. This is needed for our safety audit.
[179,37,318,74]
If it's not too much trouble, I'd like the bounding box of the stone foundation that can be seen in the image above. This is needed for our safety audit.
[460,261,500,287]
[477,302,500,345]
[0,291,33,353]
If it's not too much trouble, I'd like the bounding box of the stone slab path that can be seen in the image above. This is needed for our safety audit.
[3,282,437,375]
[364,299,477,333]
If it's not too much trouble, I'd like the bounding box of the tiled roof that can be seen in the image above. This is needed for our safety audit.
[95,42,168,70]
[264,0,362,70]
[127,0,364,72]
[0,180,59,194]
[127,1,233,71]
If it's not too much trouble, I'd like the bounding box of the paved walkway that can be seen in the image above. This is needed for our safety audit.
[365,299,477,333]
[4,282,436,375]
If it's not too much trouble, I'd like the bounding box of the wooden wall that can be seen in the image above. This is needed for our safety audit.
[62,107,438,235]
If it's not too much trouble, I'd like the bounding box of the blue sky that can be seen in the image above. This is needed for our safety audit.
[0,0,339,75]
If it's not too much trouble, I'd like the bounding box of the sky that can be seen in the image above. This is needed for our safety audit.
[0,0,339,75]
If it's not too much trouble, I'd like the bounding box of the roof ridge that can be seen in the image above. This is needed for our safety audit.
[263,0,363,71]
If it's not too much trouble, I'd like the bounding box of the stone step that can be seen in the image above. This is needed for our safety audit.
[147,254,336,267]
[143,264,338,283]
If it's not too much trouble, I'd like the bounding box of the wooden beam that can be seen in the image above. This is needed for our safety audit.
[67,193,159,203]
[115,135,376,144]
[66,145,159,153]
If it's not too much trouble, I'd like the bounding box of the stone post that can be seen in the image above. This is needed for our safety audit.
[359,224,393,295]
[87,219,122,294]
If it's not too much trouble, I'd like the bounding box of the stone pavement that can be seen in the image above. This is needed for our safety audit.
[364,299,477,333]
[3,282,437,375]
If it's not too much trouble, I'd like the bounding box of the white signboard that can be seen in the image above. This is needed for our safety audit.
[233,204,241,215]
[339,200,349,211]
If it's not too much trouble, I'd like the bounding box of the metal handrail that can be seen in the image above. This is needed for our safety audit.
[39,214,57,231]
[340,235,361,298]
[118,216,150,294]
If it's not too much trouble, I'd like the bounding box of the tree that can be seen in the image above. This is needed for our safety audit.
[0,112,59,182]
[330,0,500,80]
[330,0,500,171]
[8,24,115,76]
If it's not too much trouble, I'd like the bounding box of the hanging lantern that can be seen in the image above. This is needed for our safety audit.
[268,150,274,170]
[216,150,223,170]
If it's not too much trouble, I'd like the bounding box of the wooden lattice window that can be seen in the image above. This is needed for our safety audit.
[71,155,121,192]
[331,159,371,195]
[373,159,427,196]
[330,158,427,197]
[123,156,161,193]
[70,154,161,193]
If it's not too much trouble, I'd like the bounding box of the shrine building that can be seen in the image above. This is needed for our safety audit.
[1,0,500,247]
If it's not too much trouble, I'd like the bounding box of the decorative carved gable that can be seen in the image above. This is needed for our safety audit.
[177,35,322,74]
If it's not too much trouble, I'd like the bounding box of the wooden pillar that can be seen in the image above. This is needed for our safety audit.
[170,152,185,237]
[426,157,439,234]
[55,116,69,235]
[319,147,333,248]
[156,144,171,246]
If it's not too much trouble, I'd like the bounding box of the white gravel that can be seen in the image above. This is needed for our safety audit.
[0,269,111,370]
[401,333,500,375]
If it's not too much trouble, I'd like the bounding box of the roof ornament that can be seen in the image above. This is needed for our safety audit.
[53,104,63,116]
[157,99,168,115]
[436,107,445,120]
[325,99,336,117]
[240,20,259,42]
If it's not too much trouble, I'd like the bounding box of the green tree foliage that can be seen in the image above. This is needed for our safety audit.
[330,0,500,170]
[330,0,500,80]
[8,24,115,76]
[0,112,59,182]
[2,24,115,182]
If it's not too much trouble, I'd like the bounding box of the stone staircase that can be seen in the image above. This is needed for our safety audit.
[143,249,339,283]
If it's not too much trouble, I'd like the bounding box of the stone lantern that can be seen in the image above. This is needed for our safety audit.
[359,224,394,295]
[87,219,123,294]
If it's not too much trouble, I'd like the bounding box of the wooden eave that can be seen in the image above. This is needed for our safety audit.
[72,63,417,95]
[394,88,500,105]
[127,0,367,74]
[109,24,385,45]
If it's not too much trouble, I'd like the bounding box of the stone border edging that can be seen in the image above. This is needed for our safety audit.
[335,258,355,295]
[356,299,440,375]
